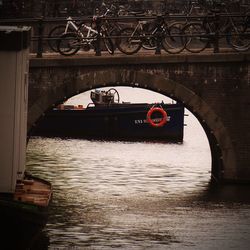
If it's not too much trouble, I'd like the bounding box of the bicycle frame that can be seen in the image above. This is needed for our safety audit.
[130,20,162,39]
[202,10,239,39]
[128,21,142,39]
[64,17,99,44]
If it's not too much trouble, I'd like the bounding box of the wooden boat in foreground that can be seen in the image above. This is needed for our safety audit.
[32,88,185,142]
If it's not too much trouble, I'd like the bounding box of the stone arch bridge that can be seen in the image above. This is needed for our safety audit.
[29,52,250,183]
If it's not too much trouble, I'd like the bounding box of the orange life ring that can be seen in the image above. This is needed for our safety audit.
[147,107,167,128]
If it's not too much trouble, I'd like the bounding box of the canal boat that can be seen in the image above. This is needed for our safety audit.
[0,173,52,249]
[31,88,185,142]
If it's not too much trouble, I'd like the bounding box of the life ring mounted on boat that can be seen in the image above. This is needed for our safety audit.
[146,106,167,128]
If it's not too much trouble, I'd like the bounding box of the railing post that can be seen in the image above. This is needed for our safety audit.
[213,13,220,53]
[36,17,44,58]
[155,15,163,55]
[41,0,46,17]
[95,16,102,56]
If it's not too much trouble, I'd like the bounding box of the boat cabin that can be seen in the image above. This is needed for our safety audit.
[90,89,119,106]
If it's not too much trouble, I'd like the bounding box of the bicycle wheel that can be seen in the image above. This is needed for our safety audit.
[109,27,120,50]
[48,25,74,52]
[57,32,81,56]
[227,23,250,52]
[103,37,114,54]
[101,29,114,55]
[182,22,209,53]
[162,23,185,54]
[116,27,142,55]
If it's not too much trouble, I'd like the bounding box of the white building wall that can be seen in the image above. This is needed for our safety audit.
[0,27,30,193]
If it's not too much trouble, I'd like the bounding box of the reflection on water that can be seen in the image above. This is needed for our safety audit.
[26,112,250,249]
[27,138,209,198]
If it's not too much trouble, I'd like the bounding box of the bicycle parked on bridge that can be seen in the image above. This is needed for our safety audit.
[56,15,114,56]
[115,15,185,55]
[48,2,116,54]
[172,0,208,30]
[182,3,250,53]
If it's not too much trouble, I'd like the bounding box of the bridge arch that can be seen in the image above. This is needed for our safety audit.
[29,69,236,182]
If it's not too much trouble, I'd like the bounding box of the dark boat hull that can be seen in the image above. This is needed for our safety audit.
[0,175,52,249]
[32,103,185,142]
[0,199,48,249]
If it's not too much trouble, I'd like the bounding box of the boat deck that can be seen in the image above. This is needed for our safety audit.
[14,176,52,207]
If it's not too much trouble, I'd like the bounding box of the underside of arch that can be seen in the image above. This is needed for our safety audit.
[28,69,237,182]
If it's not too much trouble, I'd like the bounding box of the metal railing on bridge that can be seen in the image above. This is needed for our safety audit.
[0,13,250,57]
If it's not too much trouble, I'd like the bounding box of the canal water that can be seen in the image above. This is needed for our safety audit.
[26,88,250,249]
